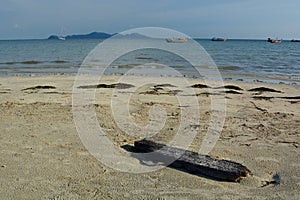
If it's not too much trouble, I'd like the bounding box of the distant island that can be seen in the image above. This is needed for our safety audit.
[47,32,151,40]
[47,32,113,40]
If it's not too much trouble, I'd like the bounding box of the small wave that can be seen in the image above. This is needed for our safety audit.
[2,62,17,65]
[111,65,135,69]
[135,56,159,62]
[8,65,79,69]
[171,66,186,69]
[218,66,241,71]
[21,60,43,64]
[1,60,43,65]
[1,60,70,66]
[52,60,68,63]
[112,64,165,69]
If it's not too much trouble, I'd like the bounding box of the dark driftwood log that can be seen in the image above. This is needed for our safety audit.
[133,139,252,182]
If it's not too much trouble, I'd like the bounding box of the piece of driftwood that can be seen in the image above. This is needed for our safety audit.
[132,139,252,182]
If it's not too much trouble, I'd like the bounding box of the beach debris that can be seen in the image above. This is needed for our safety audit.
[140,90,182,95]
[196,92,222,96]
[215,85,244,91]
[42,91,69,95]
[77,83,134,89]
[128,139,252,182]
[220,90,243,94]
[250,101,268,112]
[276,140,299,148]
[252,96,300,102]
[22,85,56,91]
[284,97,300,104]
[190,84,211,88]
[289,101,300,104]
[154,84,177,88]
[261,172,281,187]
[252,96,274,100]
[248,87,282,93]
[140,86,182,95]
[279,96,300,100]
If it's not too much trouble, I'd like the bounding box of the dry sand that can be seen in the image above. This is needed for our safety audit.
[0,75,299,199]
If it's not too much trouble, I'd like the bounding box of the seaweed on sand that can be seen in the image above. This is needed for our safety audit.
[22,85,56,90]
[78,83,134,89]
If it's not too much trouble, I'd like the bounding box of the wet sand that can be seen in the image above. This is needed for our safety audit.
[0,75,299,199]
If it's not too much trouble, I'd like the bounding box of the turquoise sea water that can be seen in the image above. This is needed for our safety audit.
[0,39,299,84]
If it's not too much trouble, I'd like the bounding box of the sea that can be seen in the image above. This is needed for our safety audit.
[0,38,299,85]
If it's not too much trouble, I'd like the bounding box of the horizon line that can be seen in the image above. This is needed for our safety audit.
[0,37,295,41]
[0,31,298,41]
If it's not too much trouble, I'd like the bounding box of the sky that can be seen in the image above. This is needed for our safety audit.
[1,0,300,40]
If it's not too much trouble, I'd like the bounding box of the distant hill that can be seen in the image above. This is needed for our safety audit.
[47,32,113,40]
[47,32,151,40]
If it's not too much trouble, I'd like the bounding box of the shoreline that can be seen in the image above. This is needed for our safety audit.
[0,70,299,86]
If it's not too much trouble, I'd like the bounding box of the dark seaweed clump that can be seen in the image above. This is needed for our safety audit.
[78,83,134,89]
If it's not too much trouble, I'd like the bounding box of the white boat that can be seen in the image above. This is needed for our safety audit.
[58,36,66,40]
[58,26,66,40]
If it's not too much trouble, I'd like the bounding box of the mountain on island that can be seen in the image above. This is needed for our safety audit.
[47,32,113,40]
[47,32,151,40]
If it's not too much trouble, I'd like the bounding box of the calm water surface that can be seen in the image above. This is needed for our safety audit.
[0,38,299,84]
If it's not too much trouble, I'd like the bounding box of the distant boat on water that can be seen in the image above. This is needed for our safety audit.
[291,39,300,42]
[58,26,66,40]
[267,38,282,43]
[166,38,188,43]
[58,36,66,41]
[211,37,227,42]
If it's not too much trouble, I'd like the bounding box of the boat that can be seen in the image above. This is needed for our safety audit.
[211,37,227,42]
[166,38,188,43]
[58,26,66,40]
[267,38,282,43]
[291,39,300,42]
[58,36,66,41]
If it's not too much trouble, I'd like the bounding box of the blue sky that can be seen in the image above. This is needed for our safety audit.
[1,0,300,40]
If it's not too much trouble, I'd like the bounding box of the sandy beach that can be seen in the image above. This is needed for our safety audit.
[0,75,299,199]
